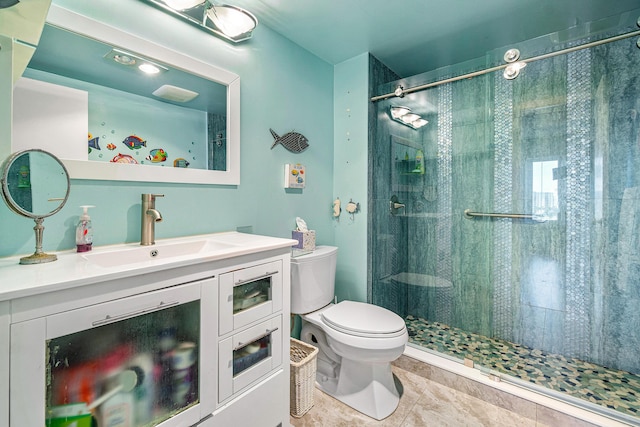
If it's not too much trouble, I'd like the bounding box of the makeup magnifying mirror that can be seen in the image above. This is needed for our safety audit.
[0,149,70,264]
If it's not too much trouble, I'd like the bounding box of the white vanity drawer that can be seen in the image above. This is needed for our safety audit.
[218,260,282,335]
[218,316,282,402]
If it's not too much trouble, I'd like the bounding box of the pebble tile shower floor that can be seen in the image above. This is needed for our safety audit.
[405,315,640,419]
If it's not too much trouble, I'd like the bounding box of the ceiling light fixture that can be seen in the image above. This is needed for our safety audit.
[112,53,137,66]
[389,106,428,130]
[138,63,162,74]
[390,106,410,119]
[143,0,258,43]
[205,4,257,39]
[104,49,168,75]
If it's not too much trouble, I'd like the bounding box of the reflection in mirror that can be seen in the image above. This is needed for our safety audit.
[0,149,70,264]
[27,23,228,171]
[10,4,240,185]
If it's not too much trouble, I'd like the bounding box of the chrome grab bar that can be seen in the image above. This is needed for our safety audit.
[464,209,546,222]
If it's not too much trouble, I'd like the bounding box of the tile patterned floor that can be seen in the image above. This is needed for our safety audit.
[289,359,546,427]
[405,316,640,420]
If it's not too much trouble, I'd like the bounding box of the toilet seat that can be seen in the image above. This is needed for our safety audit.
[321,301,406,338]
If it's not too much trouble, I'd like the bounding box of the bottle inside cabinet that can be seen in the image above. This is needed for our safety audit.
[232,277,271,314]
[45,301,200,427]
[232,334,272,377]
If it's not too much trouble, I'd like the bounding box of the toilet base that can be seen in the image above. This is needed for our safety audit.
[316,358,401,420]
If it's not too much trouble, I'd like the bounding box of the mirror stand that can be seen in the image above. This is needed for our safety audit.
[20,217,57,264]
[1,149,70,265]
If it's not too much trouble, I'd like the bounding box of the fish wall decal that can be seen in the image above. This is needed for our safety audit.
[173,158,190,168]
[269,128,309,153]
[110,153,138,164]
[146,148,167,163]
[122,135,147,150]
[88,134,100,151]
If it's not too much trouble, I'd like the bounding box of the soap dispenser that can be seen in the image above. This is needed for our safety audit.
[76,205,95,252]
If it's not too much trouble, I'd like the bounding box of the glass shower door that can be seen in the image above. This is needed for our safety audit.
[371,25,640,421]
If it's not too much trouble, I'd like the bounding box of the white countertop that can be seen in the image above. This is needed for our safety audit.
[0,232,296,302]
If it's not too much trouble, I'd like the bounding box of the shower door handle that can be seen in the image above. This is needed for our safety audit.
[389,195,405,215]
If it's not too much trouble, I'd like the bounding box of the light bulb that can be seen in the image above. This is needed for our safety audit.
[139,63,161,74]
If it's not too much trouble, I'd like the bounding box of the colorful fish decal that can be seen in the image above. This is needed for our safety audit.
[173,158,190,168]
[106,143,117,150]
[269,128,309,153]
[110,153,138,164]
[122,135,147,150]
[146,148,167,163]
[88,134,100,151]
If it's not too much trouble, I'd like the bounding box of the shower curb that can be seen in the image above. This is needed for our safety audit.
[399,346,634,427]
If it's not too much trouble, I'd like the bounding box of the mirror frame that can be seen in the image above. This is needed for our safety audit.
[33,5,240,185]
[1,148,71,219]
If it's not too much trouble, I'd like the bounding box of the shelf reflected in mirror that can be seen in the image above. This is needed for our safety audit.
[9,4,240,185]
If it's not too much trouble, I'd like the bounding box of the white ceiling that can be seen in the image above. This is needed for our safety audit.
[229,0,640,77]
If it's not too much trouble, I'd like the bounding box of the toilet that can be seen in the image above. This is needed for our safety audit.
[291,246,408,420]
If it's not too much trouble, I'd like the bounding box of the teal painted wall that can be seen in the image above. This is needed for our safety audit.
[0,0,336,258]
[333,53,369,303]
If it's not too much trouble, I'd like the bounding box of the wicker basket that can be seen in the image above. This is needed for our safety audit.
[290,337,319,418]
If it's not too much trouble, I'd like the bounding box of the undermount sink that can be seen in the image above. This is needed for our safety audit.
[82,239,237,268]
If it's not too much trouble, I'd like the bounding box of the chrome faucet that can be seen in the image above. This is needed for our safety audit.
[141,193,164,245]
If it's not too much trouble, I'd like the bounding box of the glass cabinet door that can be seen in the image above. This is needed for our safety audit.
[233,329,274,376]
[232,278,271,315]
[38,281,210,427]
[218,316,282,403]
[219,260,282,335]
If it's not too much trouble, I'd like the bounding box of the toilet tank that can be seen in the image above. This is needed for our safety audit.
[290,246,338,314]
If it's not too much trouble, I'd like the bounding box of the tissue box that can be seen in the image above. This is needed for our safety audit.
[292,230,316,251]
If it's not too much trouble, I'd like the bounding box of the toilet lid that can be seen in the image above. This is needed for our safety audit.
[321,301,406,337]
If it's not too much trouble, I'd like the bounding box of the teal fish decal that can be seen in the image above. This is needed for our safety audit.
[146,148,167,163]
[173,158,190,168]
[269,128,309,153]
[122,135,147,150]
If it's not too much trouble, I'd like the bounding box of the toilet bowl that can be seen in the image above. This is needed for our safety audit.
[291,246,408,420]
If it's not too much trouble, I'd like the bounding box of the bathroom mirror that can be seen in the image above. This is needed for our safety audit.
[0,149,70,264]
[10,4,240,185]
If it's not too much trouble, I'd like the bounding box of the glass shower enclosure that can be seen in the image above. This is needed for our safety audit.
[370,10,640,424]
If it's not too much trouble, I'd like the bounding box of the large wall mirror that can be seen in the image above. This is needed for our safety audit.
[10,4,240,185]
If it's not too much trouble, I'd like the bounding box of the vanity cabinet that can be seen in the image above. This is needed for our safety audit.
[0,232,293,427]
[11,279,215,427]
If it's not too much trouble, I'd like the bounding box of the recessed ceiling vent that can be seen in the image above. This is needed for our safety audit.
[152,84,199,103]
